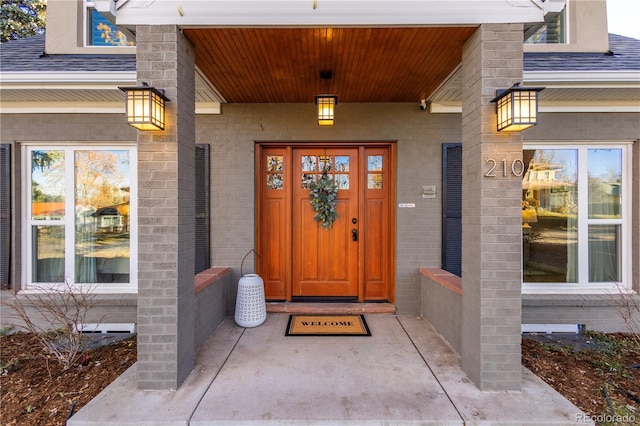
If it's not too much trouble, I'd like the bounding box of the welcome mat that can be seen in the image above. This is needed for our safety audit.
[285,314,371,336]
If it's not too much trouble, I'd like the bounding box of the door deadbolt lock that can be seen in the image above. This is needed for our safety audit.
[352,217,358,224]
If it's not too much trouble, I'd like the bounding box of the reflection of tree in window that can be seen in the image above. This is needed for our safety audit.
[88,9,134,46]
[73,151,131,284]
[31,151,65,219]
[75,151,127,209]
[522,149,578,283]
[96,23,133,46]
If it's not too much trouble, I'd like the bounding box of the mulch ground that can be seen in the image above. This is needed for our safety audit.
[1,333,136,426]
[522,333,640,425]
[1,330,638,425]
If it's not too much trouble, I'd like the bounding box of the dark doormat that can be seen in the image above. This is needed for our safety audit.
[285,314,371,336]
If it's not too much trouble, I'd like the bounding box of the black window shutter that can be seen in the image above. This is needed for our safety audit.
[442,143,462,277]
[195,144,210,274]
[1,144,10,288]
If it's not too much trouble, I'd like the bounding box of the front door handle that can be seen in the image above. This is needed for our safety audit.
[352,228,358,241]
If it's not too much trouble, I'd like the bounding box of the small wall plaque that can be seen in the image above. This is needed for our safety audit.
[422,185,436,199]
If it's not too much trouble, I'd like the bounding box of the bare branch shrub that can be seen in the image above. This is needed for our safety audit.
[2,281,101,370]
[612,283,640,350]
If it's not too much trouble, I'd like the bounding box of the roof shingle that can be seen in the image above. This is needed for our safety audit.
[1,33,638,75]
[0,34,136,72]
[524,34,640,72]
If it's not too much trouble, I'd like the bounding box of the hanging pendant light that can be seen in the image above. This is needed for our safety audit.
[315,70,337,126]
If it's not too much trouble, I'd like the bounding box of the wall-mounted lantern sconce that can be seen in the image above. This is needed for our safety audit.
[118,83,170,131]
[491,83,544,132]
[315,70,337,126]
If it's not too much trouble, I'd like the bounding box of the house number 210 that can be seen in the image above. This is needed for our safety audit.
[484,158,525,177]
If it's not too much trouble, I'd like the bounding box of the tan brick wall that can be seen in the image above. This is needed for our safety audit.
[135,25,196,390]
[460,24,524,391]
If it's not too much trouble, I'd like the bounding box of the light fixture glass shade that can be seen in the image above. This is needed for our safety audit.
[119,85,169,131]
[491,85,544,132]
[315,95,338,126]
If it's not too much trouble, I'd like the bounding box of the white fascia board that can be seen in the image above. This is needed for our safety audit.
[429,102,461,113]
[538,101,640,113]
[525,71,640,88]
[196,102,222,114]
[0,101,221,114]
[0,102,125,114]
[0,72,136,88]
[429,100,640,113]
[111,0,545,27]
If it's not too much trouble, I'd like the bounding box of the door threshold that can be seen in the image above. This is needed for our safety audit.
[291,296,358,303]
[266,302,396,315]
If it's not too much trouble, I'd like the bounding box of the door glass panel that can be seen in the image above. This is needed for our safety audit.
[267,174,284,190]
[267,155,284,190]
[368,174,383,189]
[31,150,65,220]
[301,155,348,188]
[302,155,316,172]
[332,155,349,189]
[522,149,578,283]
[301,173,315,189]
[588,149,622,219]
[267,155,283,172]
[589,225,620,282]
[335,156,350,171]
[335,174,349,189]
[319,155,331,172]
[368,155,383,171]
[367,155,383,189]
[74,150,130,283]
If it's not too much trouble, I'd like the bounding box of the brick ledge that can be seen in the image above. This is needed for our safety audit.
[420,268,462,295]
[195,267,231,294]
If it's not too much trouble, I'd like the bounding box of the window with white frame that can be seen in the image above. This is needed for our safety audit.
[522,143,631,293]
[85,2,134,47]
[23,145,137,292]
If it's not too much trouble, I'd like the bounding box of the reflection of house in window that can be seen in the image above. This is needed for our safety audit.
[522,161,576,215]
[97,209,122,232]
[95,205,127,233]
[589,178,621,218]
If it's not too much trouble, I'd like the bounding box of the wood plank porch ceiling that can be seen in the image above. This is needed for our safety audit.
[184,27,477,103]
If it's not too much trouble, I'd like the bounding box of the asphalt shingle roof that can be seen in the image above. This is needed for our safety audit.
[1,33,638,74]
[0,34,136,72]
[524,33,640,72]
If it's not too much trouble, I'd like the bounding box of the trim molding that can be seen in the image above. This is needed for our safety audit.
[0,102,221,114]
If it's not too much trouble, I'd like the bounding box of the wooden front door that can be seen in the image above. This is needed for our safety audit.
[292,148,359,297]
[257,143,395,302]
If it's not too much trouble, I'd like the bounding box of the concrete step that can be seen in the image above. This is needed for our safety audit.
[266,302,396,314]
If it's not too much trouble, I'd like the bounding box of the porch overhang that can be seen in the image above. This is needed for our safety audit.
[97,0,548,27]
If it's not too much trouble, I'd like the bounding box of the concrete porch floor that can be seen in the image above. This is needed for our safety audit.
[68,315,590,425]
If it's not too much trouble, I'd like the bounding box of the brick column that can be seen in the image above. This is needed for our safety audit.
[135,25,196,390]
[460,24,524,391]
